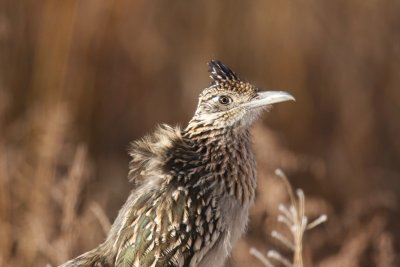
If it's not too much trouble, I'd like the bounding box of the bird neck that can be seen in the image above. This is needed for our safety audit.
[183,118,249,144]
[181,119,257,205]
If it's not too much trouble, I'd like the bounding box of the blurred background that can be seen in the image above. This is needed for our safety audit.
[0,0,399,266]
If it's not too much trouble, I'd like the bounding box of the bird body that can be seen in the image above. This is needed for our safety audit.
[60,60,294,267]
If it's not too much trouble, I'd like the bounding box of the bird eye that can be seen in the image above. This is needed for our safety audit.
[218,95,232,105]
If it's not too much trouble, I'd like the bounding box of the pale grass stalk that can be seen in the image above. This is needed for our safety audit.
[249,247,274,267]
[62,145,88,231]
[57,145,90,262]
[21,106,68,266]
[89,202,112,235]
[251,169,327,267]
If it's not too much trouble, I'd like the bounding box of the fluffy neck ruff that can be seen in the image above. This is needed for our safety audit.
[128,122,256,206]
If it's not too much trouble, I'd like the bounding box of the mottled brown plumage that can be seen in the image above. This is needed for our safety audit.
[60,60,294,267]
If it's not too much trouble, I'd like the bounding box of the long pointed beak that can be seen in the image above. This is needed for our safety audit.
[242,91,295,109]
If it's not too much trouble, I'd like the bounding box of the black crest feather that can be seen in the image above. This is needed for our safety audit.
[208,60,240,84]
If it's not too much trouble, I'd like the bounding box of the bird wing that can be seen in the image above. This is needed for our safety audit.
[116,124,224,266]
[113,184,223,267]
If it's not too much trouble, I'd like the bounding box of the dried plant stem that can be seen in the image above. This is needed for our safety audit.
[89,202,111,236]
[250,169,327,267]
[250,247,274,267]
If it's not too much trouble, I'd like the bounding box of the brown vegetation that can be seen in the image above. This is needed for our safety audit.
[0,0,399,266]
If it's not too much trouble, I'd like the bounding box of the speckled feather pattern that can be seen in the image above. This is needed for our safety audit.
[60,60,260,267]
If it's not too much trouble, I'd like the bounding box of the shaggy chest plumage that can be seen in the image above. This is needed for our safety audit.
[111,125,256,267]
[59,60,294,267]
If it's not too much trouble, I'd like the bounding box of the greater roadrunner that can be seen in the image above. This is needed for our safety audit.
[60,60,294,267]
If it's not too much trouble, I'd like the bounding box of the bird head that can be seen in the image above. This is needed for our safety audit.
[188,60,294,132]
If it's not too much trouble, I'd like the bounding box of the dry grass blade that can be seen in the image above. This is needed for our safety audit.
[251,169,327,267]
[249,247,274,267]
[89,202,111,236]
[62,145,88,231]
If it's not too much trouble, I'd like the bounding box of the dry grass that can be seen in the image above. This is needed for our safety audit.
[1,0,400,266]
[250,169,327,267]
[0,104,109,266]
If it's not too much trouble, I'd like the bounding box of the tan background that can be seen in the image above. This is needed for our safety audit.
[0,0,399,266]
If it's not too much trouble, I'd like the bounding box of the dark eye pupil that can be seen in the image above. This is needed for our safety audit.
[219,96,230,105]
